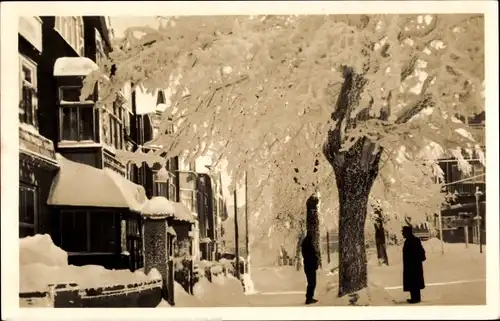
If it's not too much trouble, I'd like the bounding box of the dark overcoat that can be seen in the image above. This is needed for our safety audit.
[403,235,426,292]
[301,236,318,272]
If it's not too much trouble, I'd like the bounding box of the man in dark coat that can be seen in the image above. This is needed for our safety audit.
[402,225,426,303]
[301,234,319,304]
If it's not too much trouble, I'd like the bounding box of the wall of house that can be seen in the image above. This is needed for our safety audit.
[18,18,59,238]
[19,154,58,236]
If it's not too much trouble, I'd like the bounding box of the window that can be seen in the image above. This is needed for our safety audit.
[59,86,95,142]
[127,162,135,181]
[168,174,177,202]
[450,164,462,184]
[153,170,168,198]
[54,16,84,55]
[95,28,105,66]
[180,189,197,213]
[60,210,88,252]
[60,211,117,253]
[19,55,38,127]
[19,184,37,238]
[101,101,124,149]
[90,213,116,252]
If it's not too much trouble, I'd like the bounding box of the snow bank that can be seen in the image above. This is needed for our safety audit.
[20,234,68,267]
[20,263,162,293]
[423,237,444,253]
[319,280,394,306]
[19,234,161,293]
[192,274,248,306]
[175,281,202,307]
[241,273,257,294]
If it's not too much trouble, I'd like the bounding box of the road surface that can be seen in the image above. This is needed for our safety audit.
[245,264,486,306]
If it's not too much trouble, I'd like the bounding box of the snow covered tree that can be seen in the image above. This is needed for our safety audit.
[83,14,484,297]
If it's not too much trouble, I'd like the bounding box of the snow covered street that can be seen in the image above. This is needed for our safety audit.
[209,240,486,307]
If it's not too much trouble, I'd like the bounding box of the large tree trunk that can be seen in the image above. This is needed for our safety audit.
[323,67,384,297]
[374,208,389,266]
[335,158,378,297]
[306,194,321,268]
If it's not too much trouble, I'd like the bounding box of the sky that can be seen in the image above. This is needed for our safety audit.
[109,16,159,39]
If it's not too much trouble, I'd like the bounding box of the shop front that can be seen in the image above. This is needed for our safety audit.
[47,154,147,270]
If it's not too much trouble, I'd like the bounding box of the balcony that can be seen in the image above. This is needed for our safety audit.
[446,182,485,197]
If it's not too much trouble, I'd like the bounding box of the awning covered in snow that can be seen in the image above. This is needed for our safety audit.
[47,154,147,212]
[142,196,175,219]
[53,57,99,77]
[172,202,196,223]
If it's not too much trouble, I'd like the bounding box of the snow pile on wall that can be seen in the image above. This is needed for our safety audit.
[19,234,161,293]
[21,263,161,293]
[20,234,68,267]
[142,196,175,217]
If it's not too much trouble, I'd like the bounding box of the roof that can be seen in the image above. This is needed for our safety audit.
[172,202,196,223]
[53,57,99,77]
[47,154,147,212]
[142,197,175,219]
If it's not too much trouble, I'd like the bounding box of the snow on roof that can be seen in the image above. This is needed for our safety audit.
[142,196,175,218]
[53,57,99,77]
[172,202,196,223]
[47,154,147,212]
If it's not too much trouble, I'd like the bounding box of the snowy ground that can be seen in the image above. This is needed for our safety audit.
[19,235,486,307]
[223,239,486,307]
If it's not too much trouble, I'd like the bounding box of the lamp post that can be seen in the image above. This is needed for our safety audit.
[245,171,250,274]
[234,189,240,279]
[474,186,483,254]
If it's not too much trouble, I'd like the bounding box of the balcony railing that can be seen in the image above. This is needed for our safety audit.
[446,182,485,196]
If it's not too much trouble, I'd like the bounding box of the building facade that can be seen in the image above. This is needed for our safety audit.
[437,112,486,243]
[18,16,150,271]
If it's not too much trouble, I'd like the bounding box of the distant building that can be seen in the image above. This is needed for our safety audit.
[437,111,486,243]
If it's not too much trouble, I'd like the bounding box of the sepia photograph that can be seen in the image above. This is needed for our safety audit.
[1,1,499,320]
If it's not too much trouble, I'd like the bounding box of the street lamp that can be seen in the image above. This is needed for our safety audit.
[474,186,483,254]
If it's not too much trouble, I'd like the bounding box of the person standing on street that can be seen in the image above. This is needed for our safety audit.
[301,234,319,305]
[402,225,426,304]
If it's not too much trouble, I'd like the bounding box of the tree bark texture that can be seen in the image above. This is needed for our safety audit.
[323,67,384,297]
[306,194,322,268]
[374,208,389,266]
[296,232,305,271]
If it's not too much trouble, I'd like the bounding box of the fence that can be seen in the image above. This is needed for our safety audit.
[20,279,163,308]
